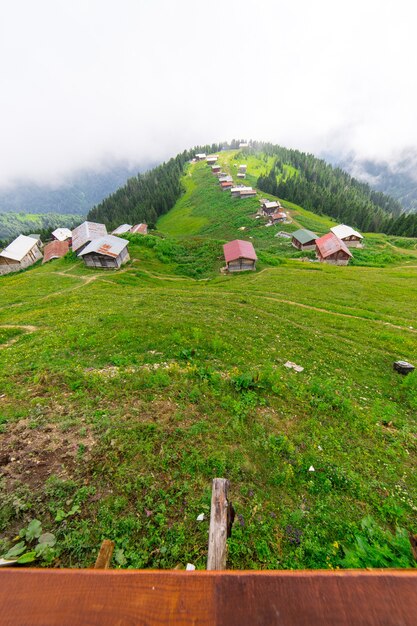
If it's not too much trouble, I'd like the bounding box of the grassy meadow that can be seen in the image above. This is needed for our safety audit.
[0,150,417,570]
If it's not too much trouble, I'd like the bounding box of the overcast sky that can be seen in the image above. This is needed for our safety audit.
[0,0,416,186]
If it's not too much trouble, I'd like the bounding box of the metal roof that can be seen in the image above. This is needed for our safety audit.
[263,201,279,209]
[112,224,133,235]
[52,228,72,241]
[0,235,39,262]
[330,224,363,240]
[42,240,70,263]
[316,232,352,258]
[223,239,257,263]
[291,229,318,244]
[78,235,129,258]
[72,221,107,252]
[130,223,148,234]
[219,176,233,183]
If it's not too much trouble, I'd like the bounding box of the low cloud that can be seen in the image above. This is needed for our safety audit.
[0,0,416,187]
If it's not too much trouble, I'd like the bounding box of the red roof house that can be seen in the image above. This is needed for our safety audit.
[315,232,352,265]
[42,240,70,264]
[130,223,148,235]
[223,240,257,272]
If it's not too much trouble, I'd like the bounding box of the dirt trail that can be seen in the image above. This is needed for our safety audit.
[0,324,38,349]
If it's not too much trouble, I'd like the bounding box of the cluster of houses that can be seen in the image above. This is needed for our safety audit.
[0,221,148,275]
[258,199,288,225]
[290,224,364,265]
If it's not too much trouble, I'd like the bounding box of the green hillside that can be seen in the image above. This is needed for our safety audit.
[1,150,417,571]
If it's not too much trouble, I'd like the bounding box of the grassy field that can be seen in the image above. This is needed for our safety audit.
[1,151,417,570]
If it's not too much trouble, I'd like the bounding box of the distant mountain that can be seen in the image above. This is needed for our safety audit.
[0,162,152,216]
[325,149,417,213]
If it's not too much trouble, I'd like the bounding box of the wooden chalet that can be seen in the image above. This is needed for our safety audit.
[330,224,364,248]
[42,240,70,264]
[260,200,281,215]
[220,181,233,190]
[195,153,206,161]
[230,186,247,198]
[206,155,219,165]
[218,176,233,183]
[239,188,256,199]
[223,239,257,272]
[291,229,318,250]
[315,232,353,265]
[72,221,107,254]
[51,228,72,242]
[112,224,132,236]
[78,235,129,269]
[211,165,221,174]
[130,223,148,235]
[0,235,43,275]
[270,211,287,224]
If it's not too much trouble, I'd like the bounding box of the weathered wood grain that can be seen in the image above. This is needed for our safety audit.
[94,540,115,569]
[207,478,230,570]
[1,570,417,626]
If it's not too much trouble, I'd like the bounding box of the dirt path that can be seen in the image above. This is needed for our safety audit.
[0,324,38,349]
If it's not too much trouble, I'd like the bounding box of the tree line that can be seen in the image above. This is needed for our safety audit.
[252,142,417,237]
[87,144,224,229]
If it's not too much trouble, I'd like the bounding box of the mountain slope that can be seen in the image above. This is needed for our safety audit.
[0,145,417,571]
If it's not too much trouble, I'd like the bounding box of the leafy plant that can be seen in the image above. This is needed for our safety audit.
[1,519,56,565]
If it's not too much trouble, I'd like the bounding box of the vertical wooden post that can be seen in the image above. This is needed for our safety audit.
[207,478,231,570]
[94,540,115,569]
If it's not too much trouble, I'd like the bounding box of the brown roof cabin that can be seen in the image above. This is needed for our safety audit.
[230,186,247,197]
[72,221,108,254]
[315,232,353,265]
[271,211,287,224]
[211,164,221,174]
[130,223,148,235]
[291,229,318,250]
[78,235,129,269]
[261,200,281,215]
[223,239,257,272]
[239,188,257,199]
[330,224,364,248]
[220,181,233,190]
[42,240,70,264]
[0,235,43,275]
[206,155,219,165]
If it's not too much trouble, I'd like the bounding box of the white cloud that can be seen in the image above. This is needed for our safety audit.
[0,0,416,185]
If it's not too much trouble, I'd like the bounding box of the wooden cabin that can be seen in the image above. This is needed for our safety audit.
[42,240,70,264]
[112,224,132,236]
[211,165,221,174]
[291,229,318,250]
[218,176,233,183]
[130,223,148,235]
[51,228,72,242]
[330,224,364,248]
[315,232,353,265]
[223,239,257,272]
[271,211,287,224]
[195,153,207,161]
[237,172,246,179]
[260,200,281,215]
[206,155,219,165]
[78,235,129,269]
[239,189,256,199]
[72,221,107,254]
[0,235,43,275]
[231,186,247,198]
[238,164,247,173]
[220,181,233,190]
